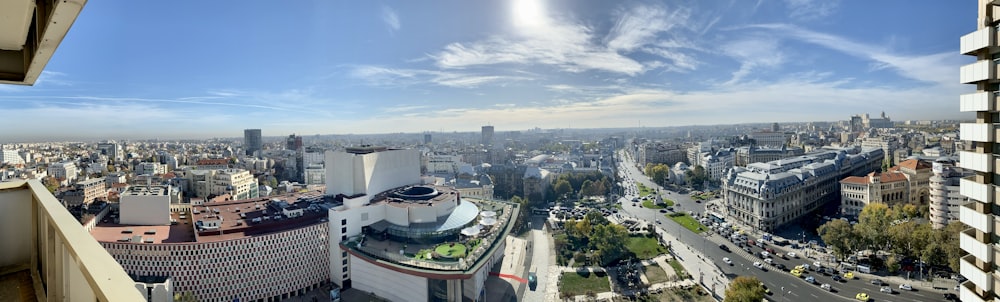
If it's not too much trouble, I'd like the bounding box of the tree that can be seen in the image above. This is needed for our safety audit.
[856,203,894,251]
[941,222,966,272]
[887,255,901,274]
[590,224,629,266]
[510,196,529,234]
[901,204,920,219]
[818,219,855,261]
[174,292,197,302]
[584,209,609,226]
[724,276,766,302]
[554,179,573,198]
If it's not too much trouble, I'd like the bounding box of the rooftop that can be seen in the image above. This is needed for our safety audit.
[121,185,167,196]
[91,190,332,244]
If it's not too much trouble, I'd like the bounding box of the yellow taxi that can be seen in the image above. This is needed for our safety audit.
[843,271,855,280]
[790,269,803,277]
[794,265,806,271]
[855,292,869,301]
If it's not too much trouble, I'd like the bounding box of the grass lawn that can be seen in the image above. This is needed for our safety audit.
[667,258,689,279]
[626,235,666,259]
[653,286,714,302]
[559,271,611,296]
[643,265,670,284]
[637,183,654,197]
[434,243,468,258]
[666,213,706,234]
[642,200,667,209]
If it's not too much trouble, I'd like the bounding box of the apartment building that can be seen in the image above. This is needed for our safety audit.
[930,158,973,229]
[839,171,909,217]
[958,1,1000,301]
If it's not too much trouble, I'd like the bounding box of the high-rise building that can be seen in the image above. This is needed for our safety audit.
[424,132,432,145]
[244,129,262,156]
[286,133,303,151]
[481,125,494,146]
[958,2,1000,301]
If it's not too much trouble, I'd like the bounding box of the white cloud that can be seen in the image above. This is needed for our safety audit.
[381,5,400,32]
[350,65,530,88]
[606,5,687,52]
[783,0,840,21]
[748,23,961,85]
[722,37,785,84]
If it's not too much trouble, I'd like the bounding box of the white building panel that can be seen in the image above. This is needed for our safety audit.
[960,60,994,84]
[962,123,993,142]
[960,151,992,173]
[351,257,428,302]
[961,26,994,55]
[960,281,987,302]
[961,177,991,202]
[961,255,993,292]
[961,229,992,262]
[961,92,994,112]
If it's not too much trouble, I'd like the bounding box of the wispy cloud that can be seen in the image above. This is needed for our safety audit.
[747,23,961,85]
[433,3,696,76]
[783,0,840,21]
[350,65,530,88]
[722,37,785,85]
[381,5,400,33]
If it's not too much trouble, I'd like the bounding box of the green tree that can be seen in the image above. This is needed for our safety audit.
[590,224,629,265]
[941,222,966,271]
[901,203,920,219]
[724,276,766,302]
[510,196,529,234]
[818,219,855,261]
[856,203,894,251]
[887,255,901,274]
[554,179,573,198]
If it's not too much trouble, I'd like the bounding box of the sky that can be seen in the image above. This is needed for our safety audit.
[0,0,976,141]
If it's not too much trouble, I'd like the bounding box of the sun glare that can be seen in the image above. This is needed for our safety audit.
[511,0,546,29]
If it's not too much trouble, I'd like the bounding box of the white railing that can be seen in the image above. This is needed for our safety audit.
[961,26,995,55]
[961,228,992,262]
[960,91,995,112]
[0,180,144,301]
[960,60,995,84]
[961,123,993,142]
[960,151,992,173]
[960,177,991,202]
[960,254,993,292]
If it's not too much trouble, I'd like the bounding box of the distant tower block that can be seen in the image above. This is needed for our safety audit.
[481,125,494,146]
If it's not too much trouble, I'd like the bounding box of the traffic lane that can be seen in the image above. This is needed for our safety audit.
[718,237,941,302]
[706,239,841,302]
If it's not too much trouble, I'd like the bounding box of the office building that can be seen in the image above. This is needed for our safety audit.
[958,2,1000,300]
[244,129,262,156]
[734,146,805,167]
[1,148,25,165]
[721,147,883,232]
[750,131,787,148]
[48,161,78,183]
[118,186,171,225]
[481,125,494,146]
[97,141,122,161]
[286,134,303,151]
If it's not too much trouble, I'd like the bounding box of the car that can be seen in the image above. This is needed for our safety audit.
[944,293,960,301]
[821,283,832,291]
[775,263,787,270]
[790,269,803,277]
[760,282,772,295]
[719,244,730,252]
[832,275,844,282]
[898,284,912,291]
[753,261,764,269]
[813,261,823,269]
[764,258,773,265]
[879,286,893,294]
[761,251,770,258]
[801,264,812,271]
[805,276,816,284]
[659,209,667,213]
[855,292,870,301]
[794,265,806,271]
[843,271,855,280]
[527,272,537,290]
[723,257,733,265]
[871,279,884,286]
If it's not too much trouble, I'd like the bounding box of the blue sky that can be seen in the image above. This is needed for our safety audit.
[0,0,975,140]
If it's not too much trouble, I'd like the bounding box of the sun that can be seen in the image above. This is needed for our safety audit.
[511,0,547,29]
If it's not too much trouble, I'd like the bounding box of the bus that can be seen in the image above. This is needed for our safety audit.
[532,208,550,215]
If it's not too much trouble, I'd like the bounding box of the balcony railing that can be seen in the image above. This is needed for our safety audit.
[960,91,998,112]
[960,279,988,302]
[960,176,992,202]
[960,60,996,84]
[961,253,994,293]
[960,151,992,173]
[961,227,992,262]
[961,26,996,55]
[961,123,994,142]
[0,180,144,301]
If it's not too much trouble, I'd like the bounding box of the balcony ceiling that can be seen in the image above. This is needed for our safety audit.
[0,0,86,85]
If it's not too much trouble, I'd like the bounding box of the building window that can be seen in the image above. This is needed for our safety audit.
[341,219,347,226]
[341,227,347,233]
[342,259,348,265]
[343,267,348,273]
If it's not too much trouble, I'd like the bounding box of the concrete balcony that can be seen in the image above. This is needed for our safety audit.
[960,60,997,84]
[962,26,997,55]
[960,279,988,302]
[0,180,143,301]
[962,227,993,262]
[961,176,992,202]
[961,150,993,173]
[961,254,994,292]
[961,123,994,142]
[960,91,998,112]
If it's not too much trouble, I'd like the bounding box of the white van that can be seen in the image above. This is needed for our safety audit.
[857,265,872,274]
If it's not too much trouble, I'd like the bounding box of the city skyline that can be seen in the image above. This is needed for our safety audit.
[0,0,973,141]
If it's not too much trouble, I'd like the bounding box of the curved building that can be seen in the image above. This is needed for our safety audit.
[929,157,972,229]
[326,147,517,302]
